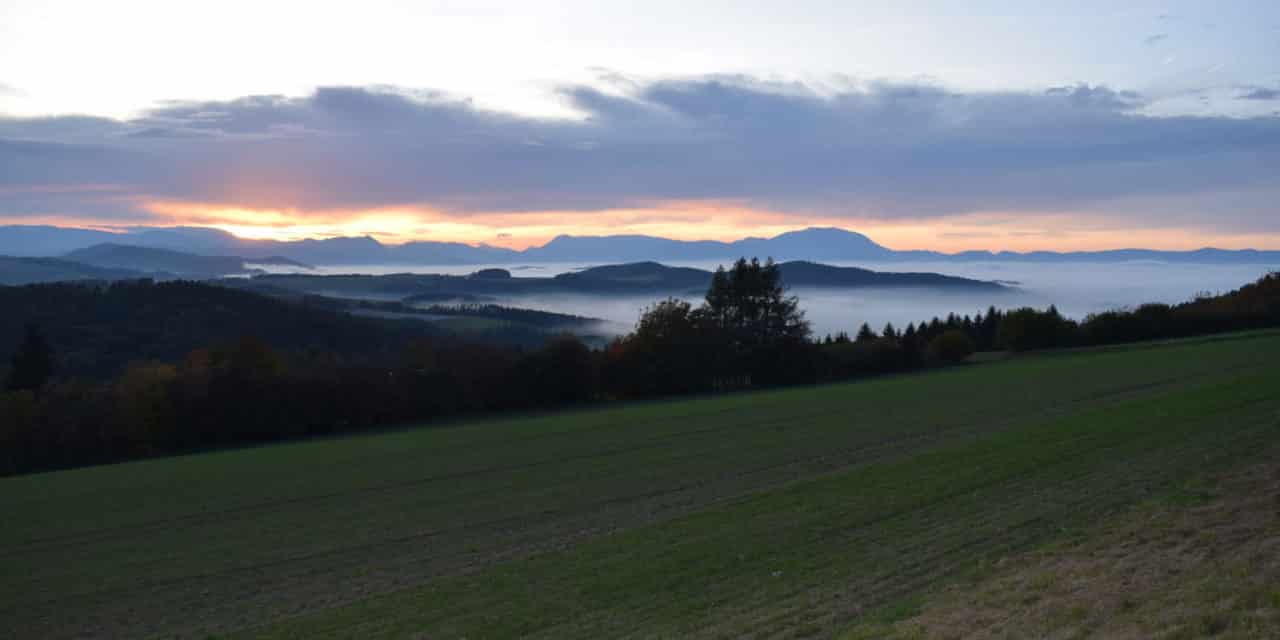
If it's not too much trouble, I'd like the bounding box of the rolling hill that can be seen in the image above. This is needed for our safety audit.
[64,243,255,277]
[0,280,445,378]
[0,256,145,285]
[64,243,310,277]
[0,280,614,378]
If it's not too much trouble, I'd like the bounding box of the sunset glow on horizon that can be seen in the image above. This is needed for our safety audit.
[115,198,1280,254]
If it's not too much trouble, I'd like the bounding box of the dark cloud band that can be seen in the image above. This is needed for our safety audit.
[1,77,1278,231]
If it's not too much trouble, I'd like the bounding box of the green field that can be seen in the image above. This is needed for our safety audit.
[3,331,1279,638]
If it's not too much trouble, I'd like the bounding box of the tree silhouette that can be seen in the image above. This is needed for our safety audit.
[701,258,809,346]
[855,323,877,342]
[6,324,54,393]
[608,298,715,395]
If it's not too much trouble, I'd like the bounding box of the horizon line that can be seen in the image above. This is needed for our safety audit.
[3,222,1280,255]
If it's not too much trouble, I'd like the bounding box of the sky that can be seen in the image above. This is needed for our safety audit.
[1,0,1278,251]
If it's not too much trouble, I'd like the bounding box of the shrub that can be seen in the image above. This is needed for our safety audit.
[927,330,976,364]
[997,306,1078,352]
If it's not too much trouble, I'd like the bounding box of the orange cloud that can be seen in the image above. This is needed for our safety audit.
[866,212,1280,252]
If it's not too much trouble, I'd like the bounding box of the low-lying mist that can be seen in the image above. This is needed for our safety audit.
[260,260,1276,339]
[478,261,1277,338]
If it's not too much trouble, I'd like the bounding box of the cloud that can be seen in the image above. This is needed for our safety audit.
[1,77,1279,234]
[1237,86,1280,101]
[1144,33,1169,45]
[0,83,22,97]
[937,231,998,240]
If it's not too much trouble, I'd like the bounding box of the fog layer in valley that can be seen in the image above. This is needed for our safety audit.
[260,261,1276,338]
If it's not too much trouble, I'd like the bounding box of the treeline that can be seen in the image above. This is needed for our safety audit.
[818,268,1280,368]
[299,295,598,330]
[2,264,1277,476]
[417,303,597,329]
[296,295,603,348]
[0,331,596,474]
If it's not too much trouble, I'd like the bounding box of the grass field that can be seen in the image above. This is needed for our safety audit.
[2,330,1279,638]
[872,452,1280,639]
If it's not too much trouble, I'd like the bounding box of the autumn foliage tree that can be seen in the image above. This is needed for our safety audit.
[605,298,718,395]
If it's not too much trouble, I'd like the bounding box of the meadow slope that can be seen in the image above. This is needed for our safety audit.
[2,331,1278,638]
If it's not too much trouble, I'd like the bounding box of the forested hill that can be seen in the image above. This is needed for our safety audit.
[239,260,1007,300]
[0,256,145,285]
[557,260,1009,290]
[0,281,445,378]
[64,243,308,277]
[1,246,312,285]
[772,261,1009,289]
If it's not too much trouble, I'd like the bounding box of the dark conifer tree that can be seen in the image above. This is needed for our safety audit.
[855,323,877,342]
[701,257,809,346]
[6,323,54,393]
[882,322,898,339]
[900,322,921,365]
[981,306,1002,349]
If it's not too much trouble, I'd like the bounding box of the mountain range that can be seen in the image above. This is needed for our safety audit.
[1,225,1278,266]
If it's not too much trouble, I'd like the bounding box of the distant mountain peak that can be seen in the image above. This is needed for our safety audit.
[779,226,870,237]
[769,226,881,244]
[300,235,383,246]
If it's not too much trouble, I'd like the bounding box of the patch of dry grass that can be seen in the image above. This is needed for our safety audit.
[866,451,1280,640]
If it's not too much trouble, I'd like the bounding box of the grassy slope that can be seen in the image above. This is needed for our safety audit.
[1,331,1278,638]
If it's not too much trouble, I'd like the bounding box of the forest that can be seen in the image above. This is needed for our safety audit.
[2,259,1278,476]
